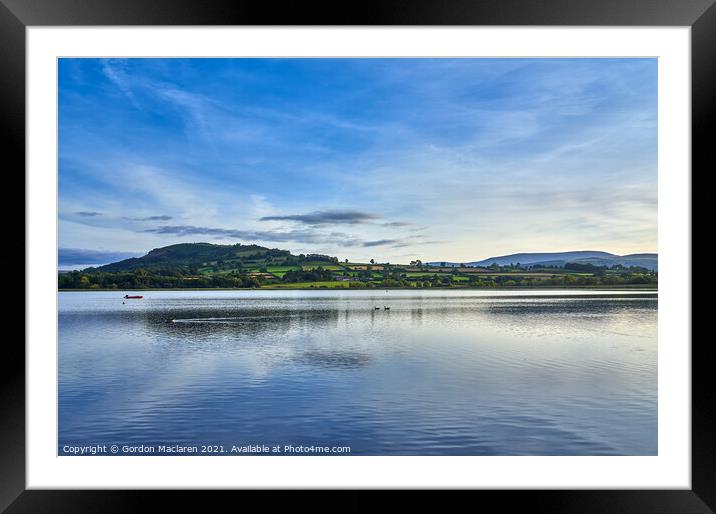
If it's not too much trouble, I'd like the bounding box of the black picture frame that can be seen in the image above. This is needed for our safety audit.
[2,1,710,511]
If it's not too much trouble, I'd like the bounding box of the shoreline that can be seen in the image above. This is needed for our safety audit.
[59,284,658,292]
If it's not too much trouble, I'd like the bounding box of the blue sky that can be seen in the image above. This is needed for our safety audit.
[58,58,657,268]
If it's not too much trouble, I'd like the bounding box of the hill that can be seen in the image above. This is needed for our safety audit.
[93,242,337,273]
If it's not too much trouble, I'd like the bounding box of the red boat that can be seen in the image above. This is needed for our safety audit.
[124,295,143,299]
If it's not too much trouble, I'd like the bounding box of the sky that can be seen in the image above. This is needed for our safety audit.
[58,58,657,269]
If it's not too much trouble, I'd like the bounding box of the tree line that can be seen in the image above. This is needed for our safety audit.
[58,269,261,289]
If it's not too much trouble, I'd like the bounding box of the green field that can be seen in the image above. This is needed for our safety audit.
[264,266,302,278]
[263,281,351,289]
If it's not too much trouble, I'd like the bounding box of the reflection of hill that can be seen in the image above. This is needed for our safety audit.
[136,308,376,371]
[141,308,343,339]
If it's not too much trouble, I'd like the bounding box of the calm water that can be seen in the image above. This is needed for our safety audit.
[58,289,657,456]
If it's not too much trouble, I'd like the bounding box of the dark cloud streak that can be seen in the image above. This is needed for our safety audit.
[142,224,362,247]
[260,209,380,225]
[123,215,173,221]
[362,239,399,247]
[142,224,438,251]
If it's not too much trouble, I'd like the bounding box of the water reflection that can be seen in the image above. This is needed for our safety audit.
[296,350,372,369]
[58,290,657,456]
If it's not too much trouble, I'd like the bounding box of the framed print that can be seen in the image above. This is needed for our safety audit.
[3,0,711,511]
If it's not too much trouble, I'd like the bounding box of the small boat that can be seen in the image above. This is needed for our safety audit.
[124,295,143,299]
[384,306,390,310]
[374,306,380,310]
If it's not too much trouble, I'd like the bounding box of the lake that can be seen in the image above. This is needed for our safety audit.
[58,289,657,456]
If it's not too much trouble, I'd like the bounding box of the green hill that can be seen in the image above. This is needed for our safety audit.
[93,242,338,273]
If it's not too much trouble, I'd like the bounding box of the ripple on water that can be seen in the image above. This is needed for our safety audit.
[58,290,657,455]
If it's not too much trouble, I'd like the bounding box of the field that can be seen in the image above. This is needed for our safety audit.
[299,264,347,271]
[263,281,351,289]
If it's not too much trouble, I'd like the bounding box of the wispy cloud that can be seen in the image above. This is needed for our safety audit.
[75,211,102,217]
[100,59,142,110]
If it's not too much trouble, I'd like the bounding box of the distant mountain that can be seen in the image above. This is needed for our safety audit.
[428,251,658,271]
[93,242,336,273]
[534,254,658,271]
[470,251,615,266]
